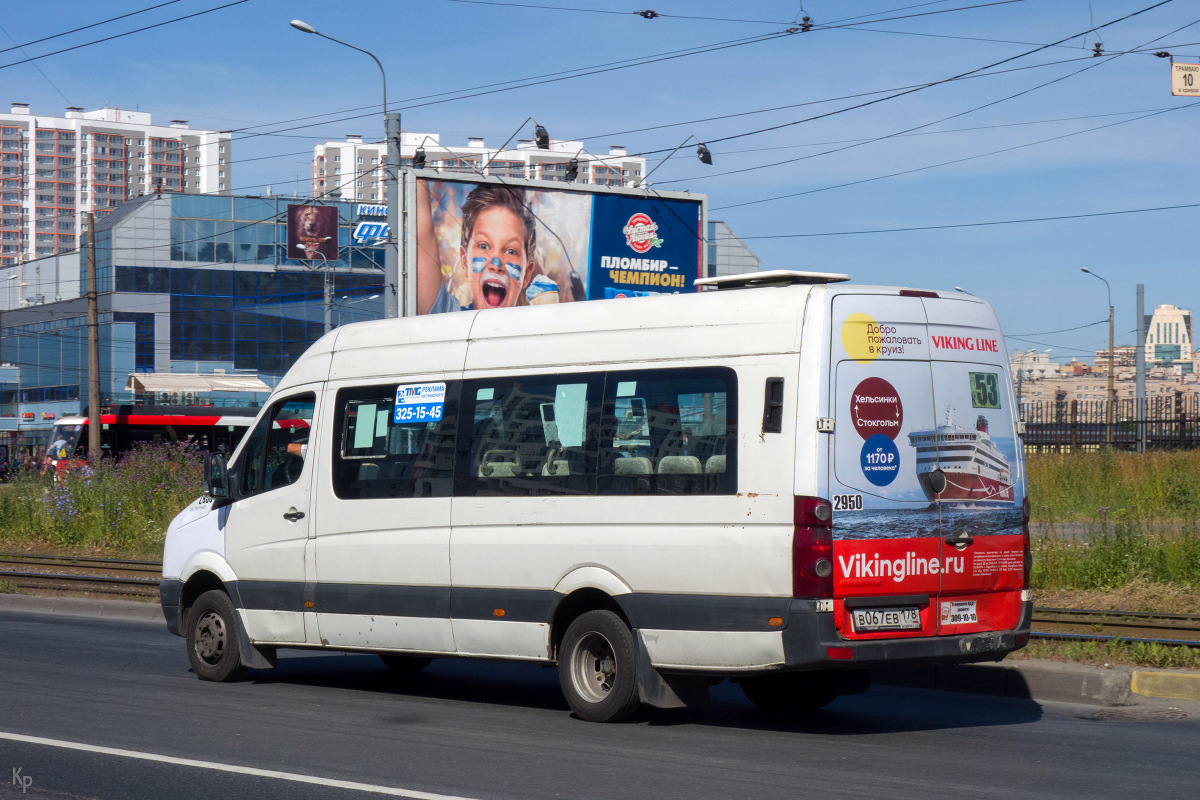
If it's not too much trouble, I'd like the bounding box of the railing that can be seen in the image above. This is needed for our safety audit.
[1021,395,1200,451]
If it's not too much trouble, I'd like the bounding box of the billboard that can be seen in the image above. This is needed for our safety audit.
[287,204,339,262]
[414,177,704,315]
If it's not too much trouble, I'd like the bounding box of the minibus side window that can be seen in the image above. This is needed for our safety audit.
[600,368,737,496]
[331,383,458,499]
[456,376,601,497]
[236,394,316,498]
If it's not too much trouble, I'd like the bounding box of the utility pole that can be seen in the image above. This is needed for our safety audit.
[385,110,402,318]
[1107,300,1115,448]
[84,212,101,462]
[1136,284,1146,453]
[1081,268,1114,448]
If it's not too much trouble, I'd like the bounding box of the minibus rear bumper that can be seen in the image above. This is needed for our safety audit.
[780,599,1033,668]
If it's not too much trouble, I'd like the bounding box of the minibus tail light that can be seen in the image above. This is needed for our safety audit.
[794,496,834,599]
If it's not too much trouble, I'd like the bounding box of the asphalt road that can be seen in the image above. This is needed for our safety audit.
[0,607,1196,800]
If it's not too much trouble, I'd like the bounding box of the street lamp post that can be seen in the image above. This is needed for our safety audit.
[290,20,402,319]
[1081,267,1115,447]
[336,293,380,326]
[298,240,335,333]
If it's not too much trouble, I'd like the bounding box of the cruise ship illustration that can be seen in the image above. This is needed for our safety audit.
[907,407,1013,503]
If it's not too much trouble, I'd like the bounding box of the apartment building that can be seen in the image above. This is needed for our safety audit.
[0,103,231,268]
[312,132,646,201]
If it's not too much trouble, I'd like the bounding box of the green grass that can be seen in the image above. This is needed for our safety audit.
[0,580,16,594]
[1016,637,1200,670]
[1027,450,1200,592]
[0,441,203,555]
[1032,522,1200,591]
[1027,450,1200,523]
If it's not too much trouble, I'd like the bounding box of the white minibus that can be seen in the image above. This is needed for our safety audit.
[161,271,1031,722]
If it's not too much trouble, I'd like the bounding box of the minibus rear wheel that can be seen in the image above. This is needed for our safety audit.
[739,671,836,714]
[186,589,247,682]
[559,610,642,723]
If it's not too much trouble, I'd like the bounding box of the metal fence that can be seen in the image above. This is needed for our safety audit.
[1021,395,1200,451]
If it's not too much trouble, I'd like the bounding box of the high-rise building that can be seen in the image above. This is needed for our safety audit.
[312,133,645,201]
[1144,303,1192,364]
[0,103,231,267]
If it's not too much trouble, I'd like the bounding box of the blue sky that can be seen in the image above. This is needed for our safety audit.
[3,0,1198,361]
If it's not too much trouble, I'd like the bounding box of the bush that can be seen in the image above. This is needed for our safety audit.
[0,441,204,553]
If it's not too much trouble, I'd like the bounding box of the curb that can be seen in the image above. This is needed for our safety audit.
[874,660,1133,706]
[1131,670,1200,701]
[0,592,163,623]
[876,659,1200,706]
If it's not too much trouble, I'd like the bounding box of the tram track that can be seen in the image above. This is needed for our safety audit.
[1029,606,1200,647]
[0,553,161,599]
[2,558,1198,647]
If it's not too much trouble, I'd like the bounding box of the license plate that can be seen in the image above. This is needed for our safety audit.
[940,600,978,626]
[851,607,921,632]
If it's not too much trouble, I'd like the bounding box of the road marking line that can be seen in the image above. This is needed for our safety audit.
[0,730,479,800]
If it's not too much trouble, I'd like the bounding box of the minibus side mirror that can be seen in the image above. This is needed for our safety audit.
[204,452,233,503]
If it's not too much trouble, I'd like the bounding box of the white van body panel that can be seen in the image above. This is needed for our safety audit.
[462,288,806,372]
[309,375,457,652]
[552,566,633,597]
[173,547,236,587]
[313,613,458,653]
[451,619,550,660]
[325,312,473,383]
[161,497,223,580]
[638,629,785,671]
[240,609,307,645]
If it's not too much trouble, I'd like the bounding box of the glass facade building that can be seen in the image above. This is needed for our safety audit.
[0,192,385,442]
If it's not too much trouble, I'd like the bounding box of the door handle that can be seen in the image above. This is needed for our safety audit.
[944,532,974,548]
[283,508,305,522]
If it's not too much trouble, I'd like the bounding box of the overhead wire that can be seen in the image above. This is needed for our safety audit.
[0,0,186,56]
[0,0,253,71]
[442,0,1026,28]
[712,200,1200,240]
[652,0,1183,181]
[710,101,1200,211]
[711,106,1186,156]
[217,0,1036,146]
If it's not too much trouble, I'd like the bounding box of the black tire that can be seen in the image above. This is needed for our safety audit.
[379,654,433,673]
[740,671,838,714]
[186,589,247,682]
[558,609,642,723]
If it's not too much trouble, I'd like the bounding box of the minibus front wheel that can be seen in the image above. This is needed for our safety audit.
[186,589,247,683]
[559,610,642,723]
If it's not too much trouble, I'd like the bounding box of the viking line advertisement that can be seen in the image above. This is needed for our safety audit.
[824,294,1027,637]
[414,177,703,316]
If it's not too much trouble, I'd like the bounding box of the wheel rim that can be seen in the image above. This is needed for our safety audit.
[569,630,619,704]
[193,609,228,666]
